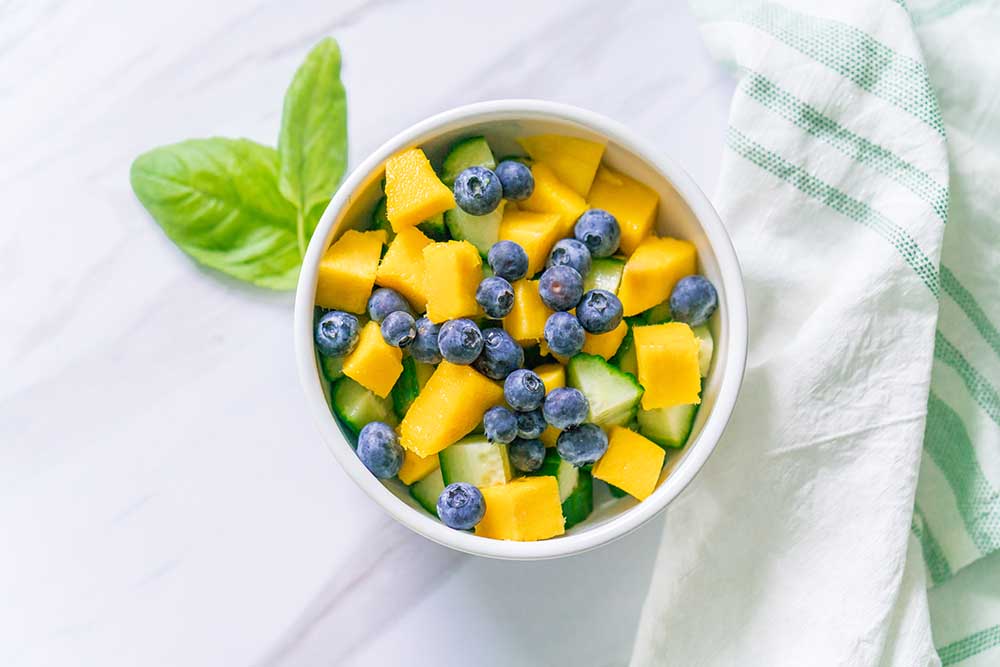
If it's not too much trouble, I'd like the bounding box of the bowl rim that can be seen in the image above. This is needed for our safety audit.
[294,99,748,560]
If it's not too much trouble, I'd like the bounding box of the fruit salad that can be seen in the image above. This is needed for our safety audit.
[313,134,719,541]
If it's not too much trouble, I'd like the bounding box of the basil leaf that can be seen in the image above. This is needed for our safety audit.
[130,138,302,290]
[278,37,348,255]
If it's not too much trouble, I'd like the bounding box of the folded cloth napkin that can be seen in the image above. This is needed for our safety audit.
[631,1,1000,665]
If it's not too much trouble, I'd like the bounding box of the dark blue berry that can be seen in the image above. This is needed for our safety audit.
[516,408,547,439]
[475,276,515,319]
[437,318,484,365]
[487,240,529,282]
[494,160,535,201]
[315,310,360,357]
[410,316,443,364]
[473,328,524,380]
[483,405,519,444]
[380,310,416,348]
[357,421,404,478]
[367,288,413,323]
[576,289,623,334]
[508,438,546,473]
[546,238,591,277]
[538,265,583,311]
[574,209,621,257]
[669,275,719,326]
[504,368,546,411]
[437,482,486,530]
[543,312,585,357]
[542,387,589,429]
[556,423,609,466]
[454,166,503,216]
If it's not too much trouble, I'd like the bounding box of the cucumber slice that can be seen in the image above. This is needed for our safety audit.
[330,377,398,435]
[566,354,644,428]
[417,213,449,241]
[444,201,505,257]
[528,449,593,528]
[371,196,395,242]
[692,324,714,377]
[643,300,672,325]
[392,357,436,418]
[439,435,512,487]
[607,483,628,498]
[637,403,699,448]
[410,466,445,516]
[583,257,626,294]
[611,325,637,378]
[319,354,344,382]
[440,136,496,187]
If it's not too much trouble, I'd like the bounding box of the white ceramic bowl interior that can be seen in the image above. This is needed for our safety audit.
[295,100,747,560]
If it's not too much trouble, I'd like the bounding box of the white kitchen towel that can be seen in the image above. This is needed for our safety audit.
[632,0,1000,665]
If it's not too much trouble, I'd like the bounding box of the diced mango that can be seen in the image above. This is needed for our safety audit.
[422,240,482,323]
[519,163,588,236]
[398,449,439,485]
[400,362,504,457]
[342,320,403,398]
[581,319,628,360]
[587,166,659,256]
[592,427,665,500]
[634,323,701,409]
[617,236,697,316]
[376,226,433,310]
[503,279,554,344]
[315,229,387,313]
[533,363,566,392]
[385,148,456,231]
[498,209,563,276]
[475,476,565,541]
[518,135,606,196]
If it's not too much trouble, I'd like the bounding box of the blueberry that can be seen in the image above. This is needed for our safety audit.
[538,265,583,311]
[315,310,360,357]
[487,240,529,282]
[546,238,591,277]
[508,438,546,473]
[473,328,524,380]
[380,310,416,348]
[476,276,515,319]
[454,166,503,216]
[437,482,486,530]
[437,318,484,365]
[556,423,609,466]
[516,408,547,439]
[483,405,519,444]
[576,289,623,334]
[494,160,535,201]
[669,275,719,326]
[574,209,621,257]
[504,368,546,411]
[543,312,585,357]
[410,316,443,364]
[356,421,404,478]
[542,387,589,429]
[367,288,413,323]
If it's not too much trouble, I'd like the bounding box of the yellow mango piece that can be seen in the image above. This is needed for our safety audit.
[518,135,606,196]
[617,236,697,316]
[587,166,659,256]
[315,229,387,313]
[533,363,566,392]
[634,323,701,409]
[422,241,482,323]
[400,362,504,457]
[342,321,403,398]
[475,476,565,541]
[503,279,554,344]
[376,226,433,310]
[581,319,628,360]
[498,209,564,276]
[592,427,666,500]
[385,148,455,232]
[397,449,439,485]
[519,163,588,236]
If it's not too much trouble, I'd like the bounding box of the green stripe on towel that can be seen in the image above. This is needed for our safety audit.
[912,503,954,585]
[938,624,1000,665]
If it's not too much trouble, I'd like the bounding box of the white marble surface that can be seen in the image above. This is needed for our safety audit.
[0,1,733,665]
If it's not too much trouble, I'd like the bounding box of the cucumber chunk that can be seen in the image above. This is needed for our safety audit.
[637,403,699,448]
[410,467,445,516]
[440,136,496,187]
[528,449,593,529]
[444,201,506,257]
[330,377,398,435]
[370,196,395,242]
[692,324,714,377]
[439,435,512,488]
[319,354,344,382]
[566,354,644,428]
[611,323,637,378]
[607,482,628,498]
[392,357,436,418]
[583,257,626,294]
[643,300,672,325]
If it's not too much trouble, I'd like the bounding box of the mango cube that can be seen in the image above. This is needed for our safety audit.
[503,279,554,344]
[385,148,455,232]
[587,166,659,256]
[475,476,565,541]
[376,226,433,310]
[315,229,387,313]
[400,362,504,457]
[617,236,697,316]
[634,323,701,409]
[592,427,665,500]
[498,209,564,276]
[422,240,482,322]
[533,363,566,392]
[519,163,588,236]
[518,135,606,196]
[397,449,439,485]
[341,320,403,398]
[582,319,628,360]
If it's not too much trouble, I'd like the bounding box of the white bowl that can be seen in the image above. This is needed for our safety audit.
[294,100,747,560]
